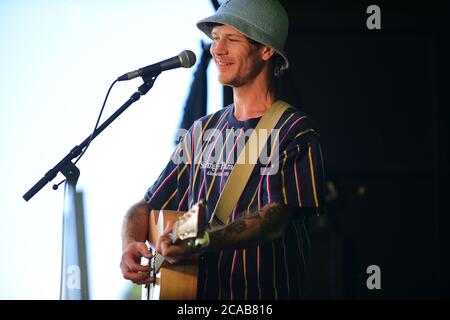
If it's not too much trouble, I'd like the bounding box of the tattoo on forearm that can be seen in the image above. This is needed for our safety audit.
[209,220,246,249]
[227,220,246,234]
[260,205,287,237]
[242,211,262,221]
[209,203,292,250]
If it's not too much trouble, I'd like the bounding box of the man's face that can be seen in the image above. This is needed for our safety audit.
[210,24,266,87]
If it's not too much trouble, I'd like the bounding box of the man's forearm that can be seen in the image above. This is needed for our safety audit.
[121,199,150,249]
[207,202,292,251]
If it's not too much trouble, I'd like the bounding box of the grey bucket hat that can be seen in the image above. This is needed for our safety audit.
[197,0,289,71]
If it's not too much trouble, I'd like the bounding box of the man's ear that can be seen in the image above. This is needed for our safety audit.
[261,46,276,62]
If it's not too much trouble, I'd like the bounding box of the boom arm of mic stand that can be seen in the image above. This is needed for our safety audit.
[23,74,160,201]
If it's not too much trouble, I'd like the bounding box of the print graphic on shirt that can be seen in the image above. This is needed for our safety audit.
[173,126,280,175]
[200,161,234,176]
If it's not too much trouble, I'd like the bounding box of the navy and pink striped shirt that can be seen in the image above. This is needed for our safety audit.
[145,103,325,299]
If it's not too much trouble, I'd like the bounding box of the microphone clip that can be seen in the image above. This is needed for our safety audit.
[138,74,160,96]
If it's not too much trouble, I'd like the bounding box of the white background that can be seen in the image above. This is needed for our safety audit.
[0,0,221,299]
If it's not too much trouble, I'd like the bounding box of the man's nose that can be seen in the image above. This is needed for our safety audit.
[212,39,228,56]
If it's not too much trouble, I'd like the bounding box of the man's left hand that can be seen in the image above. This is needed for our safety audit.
[156,221,196,264]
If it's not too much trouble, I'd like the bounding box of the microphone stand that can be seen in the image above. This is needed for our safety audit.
[23,73,160,299]
[23,74,159,202]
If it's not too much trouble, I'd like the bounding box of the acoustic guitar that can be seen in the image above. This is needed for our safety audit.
[142,202,206,300]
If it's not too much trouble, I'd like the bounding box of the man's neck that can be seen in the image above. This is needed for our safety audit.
[232,78,277,121]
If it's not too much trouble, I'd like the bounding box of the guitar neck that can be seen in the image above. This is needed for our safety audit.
[148,203,206,274]
[144,204,205,300]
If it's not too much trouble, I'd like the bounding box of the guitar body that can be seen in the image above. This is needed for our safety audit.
[142,205,205,300]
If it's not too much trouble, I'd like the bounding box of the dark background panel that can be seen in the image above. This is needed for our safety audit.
[271,0,450,299]
[291,32,436,174]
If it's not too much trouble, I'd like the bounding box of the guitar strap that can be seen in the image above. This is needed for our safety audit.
[209,100,291,227]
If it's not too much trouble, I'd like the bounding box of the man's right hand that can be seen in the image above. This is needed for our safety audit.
[120,241,154,285]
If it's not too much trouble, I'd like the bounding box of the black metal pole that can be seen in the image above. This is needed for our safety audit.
[23,75,159,201]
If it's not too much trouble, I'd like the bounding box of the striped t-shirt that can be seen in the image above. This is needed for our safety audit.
[145,103,325,299]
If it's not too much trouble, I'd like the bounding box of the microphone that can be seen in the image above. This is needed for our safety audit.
[117,50,196,81]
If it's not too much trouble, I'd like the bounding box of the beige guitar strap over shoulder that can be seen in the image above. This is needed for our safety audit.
[209,100,291,227]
